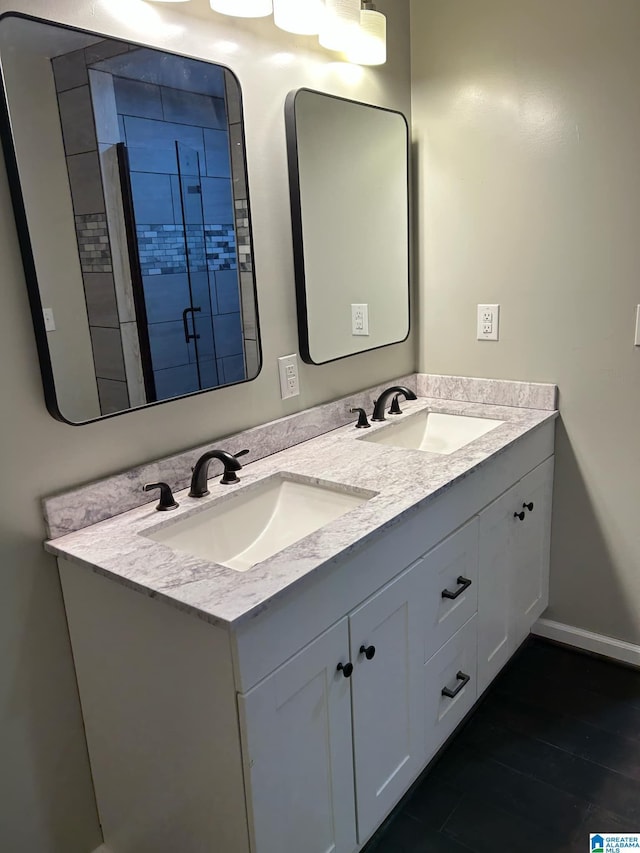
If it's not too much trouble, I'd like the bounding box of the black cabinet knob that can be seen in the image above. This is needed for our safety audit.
[337,662,353,678]
[359,644,376,661]
[523,502,534,512]
[514,510,526,521]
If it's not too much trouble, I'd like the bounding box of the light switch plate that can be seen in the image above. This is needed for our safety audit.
[351,303,369,336]
[635,305,640,346]
[477,304,500,341]
[278,354,300,399]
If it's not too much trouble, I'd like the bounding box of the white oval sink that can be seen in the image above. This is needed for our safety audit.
[361,411,503,455]
[144,474,375,572]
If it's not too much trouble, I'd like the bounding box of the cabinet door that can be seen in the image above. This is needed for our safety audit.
[349,566,424,845]
[238,619,356,853]
[511,456,554,646]
[477,483,517,695]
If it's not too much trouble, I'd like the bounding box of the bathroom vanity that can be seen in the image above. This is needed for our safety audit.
[46,382,557,853]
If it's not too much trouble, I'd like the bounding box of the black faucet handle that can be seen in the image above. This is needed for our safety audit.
[389,394,403,415]
[220,449,249,485]
[143,482,179,511]
[350,407,371,428]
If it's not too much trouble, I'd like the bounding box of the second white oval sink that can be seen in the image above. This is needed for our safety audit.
[144,473,376,572]
[361,411,504,455]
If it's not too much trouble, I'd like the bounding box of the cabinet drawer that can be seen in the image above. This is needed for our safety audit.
[424,615,478,764]
[419,519,479,661]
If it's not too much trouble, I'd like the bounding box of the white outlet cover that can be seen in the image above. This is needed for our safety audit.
[477,304,500,341]
[635,305,640,347]
[278,354,300,399]
[351,303,369,336]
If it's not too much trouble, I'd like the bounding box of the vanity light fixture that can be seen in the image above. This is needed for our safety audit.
[210,0,273,17]
[346,0,386,65]
[273,0,323,35]
[319,0,361,51]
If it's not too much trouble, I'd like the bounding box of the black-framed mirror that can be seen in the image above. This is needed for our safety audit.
[285,89,410,366]
[0,13,261,424]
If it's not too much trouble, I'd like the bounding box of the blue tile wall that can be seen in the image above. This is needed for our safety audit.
[123,115,206,160]
[198,358,220,389]
[142,272,192,324]
[148,320,190,370]
[213,312,243,358]
[153,363,200,400]
[114,77,163,120]
[203,128,231,178]
[214,269,241,314]
[130,172,175,224]
[221,354,246,384]
[161,88,226,130]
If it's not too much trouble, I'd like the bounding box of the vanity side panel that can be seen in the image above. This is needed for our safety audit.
[58,558,250,853]
[233,421,555,691]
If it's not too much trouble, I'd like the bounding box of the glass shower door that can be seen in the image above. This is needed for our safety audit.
[175,142,220,393]
[118,140,224,402]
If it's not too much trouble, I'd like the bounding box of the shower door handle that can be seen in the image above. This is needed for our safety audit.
[182,306,202,343]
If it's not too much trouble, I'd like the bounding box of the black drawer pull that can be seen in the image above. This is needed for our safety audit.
[514,510,526,521]
[523,502,534,512]
[441,671,471,699]
[442,576,472,600]
[337,662,353,678]
[359,644,376,661]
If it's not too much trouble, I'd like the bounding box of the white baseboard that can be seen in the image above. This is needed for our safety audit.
[533,618,640,668]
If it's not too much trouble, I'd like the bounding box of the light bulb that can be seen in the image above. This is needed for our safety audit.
[210,0,272,17]
[319,0,360,51]
[273,0,323,35]
[347,4,386,65]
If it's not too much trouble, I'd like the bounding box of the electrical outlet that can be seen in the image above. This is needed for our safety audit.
[43,307,56,332]
[477,304,500,341]
[351,303,369,336]
[278,354,300,399]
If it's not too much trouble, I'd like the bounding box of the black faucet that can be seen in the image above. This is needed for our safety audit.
[189,449,249,497]
[143,482,179,511]
[371,385,417,421]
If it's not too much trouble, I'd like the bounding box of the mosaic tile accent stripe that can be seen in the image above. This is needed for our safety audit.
[137,224,237,275]
[235,199,252,272]
[75,213,113,274]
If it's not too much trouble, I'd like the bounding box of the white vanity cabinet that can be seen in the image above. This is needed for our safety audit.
[57,421,555,853]
[239,519,479,853]
[477,456,554,694]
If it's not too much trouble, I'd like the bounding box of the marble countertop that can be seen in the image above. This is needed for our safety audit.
[45,397,557,629]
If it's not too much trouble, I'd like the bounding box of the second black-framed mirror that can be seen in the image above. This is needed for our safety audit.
[285,88,410,366]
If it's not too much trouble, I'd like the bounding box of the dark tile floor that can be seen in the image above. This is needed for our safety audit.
[364,638,640,852]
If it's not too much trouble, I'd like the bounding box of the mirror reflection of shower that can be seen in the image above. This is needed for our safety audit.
[0,15,261,423]
[80,48,254,409]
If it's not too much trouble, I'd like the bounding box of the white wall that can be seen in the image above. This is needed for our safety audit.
[411,0,640,646]
[0,1,412,850]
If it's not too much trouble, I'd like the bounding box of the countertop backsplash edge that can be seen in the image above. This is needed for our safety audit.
[43,373,557,539]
